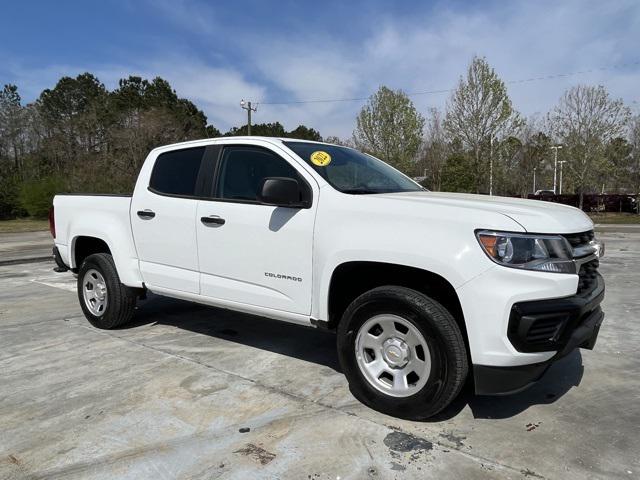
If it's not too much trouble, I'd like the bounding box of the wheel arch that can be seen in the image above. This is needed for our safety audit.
[325,261,470,357]
[71,236,111,270]
[69,233,144,287]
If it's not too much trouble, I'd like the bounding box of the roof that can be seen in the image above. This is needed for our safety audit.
[151,136,339,153]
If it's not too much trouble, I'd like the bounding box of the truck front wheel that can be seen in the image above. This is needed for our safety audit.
[337,286,468,419]
[77,253,137,329]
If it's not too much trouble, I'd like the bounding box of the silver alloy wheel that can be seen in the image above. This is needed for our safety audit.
[355,314,431,397]
[82,269,108,316]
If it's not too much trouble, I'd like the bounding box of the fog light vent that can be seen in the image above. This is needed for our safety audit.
[525,317,564,344]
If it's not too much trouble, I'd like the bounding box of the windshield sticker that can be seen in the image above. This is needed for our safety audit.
[310,150,332,166]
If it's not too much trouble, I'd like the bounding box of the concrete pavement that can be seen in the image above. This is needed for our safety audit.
[0,232,638,479]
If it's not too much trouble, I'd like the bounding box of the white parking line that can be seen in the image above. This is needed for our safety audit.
[30,278,77,292]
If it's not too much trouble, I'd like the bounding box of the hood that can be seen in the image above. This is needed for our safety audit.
[379,191,593,234]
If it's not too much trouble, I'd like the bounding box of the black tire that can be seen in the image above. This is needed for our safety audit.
[77,253,137,329]
[337,286,468,420]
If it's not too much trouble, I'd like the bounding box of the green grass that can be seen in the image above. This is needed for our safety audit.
[588,213,640,224]
[0,218,50,233]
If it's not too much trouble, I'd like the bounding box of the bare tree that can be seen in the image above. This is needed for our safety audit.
[444,56,521,193]
[627,115,640,214]
[324,135,354,147]
[0,85,27,174]
[354,86,425,174]
[511,116,552,196]
[419,108,447,190]
[630,115,640,197]
[549,85,631,208]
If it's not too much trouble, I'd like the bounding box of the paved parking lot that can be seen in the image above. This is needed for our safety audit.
[0,231,638,479]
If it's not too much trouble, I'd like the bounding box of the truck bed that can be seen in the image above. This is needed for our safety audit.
[52,194,142,286]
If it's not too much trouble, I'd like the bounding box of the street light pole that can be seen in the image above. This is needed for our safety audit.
[550,145,563,194]
[559,160,567,194]
[240,99,258,135]
[533,167,537,194]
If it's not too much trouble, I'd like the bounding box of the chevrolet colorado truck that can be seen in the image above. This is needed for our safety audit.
[50,137,605,419]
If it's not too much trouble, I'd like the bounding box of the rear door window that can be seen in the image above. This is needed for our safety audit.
[149,147,206,196]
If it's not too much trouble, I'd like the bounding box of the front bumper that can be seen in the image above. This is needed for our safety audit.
[474,274,604,395]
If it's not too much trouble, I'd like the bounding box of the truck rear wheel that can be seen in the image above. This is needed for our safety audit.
[77,253,137,329]
[337,286,468,419]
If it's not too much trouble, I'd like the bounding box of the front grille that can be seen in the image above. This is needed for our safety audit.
[562,230,600,295]
[578,258,599,294]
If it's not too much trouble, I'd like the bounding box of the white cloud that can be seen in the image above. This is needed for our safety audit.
[145,0,219,36]
[141,58,267,131]
[225,0,639,137]
[1,57,267,133]
[3,0,639,137]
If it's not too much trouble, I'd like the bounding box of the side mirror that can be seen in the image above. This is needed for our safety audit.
[258,177,304,208]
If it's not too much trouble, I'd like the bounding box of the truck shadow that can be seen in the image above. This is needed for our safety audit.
[126,294,342,372]
[431,350,585,421]
[126,294,585,421]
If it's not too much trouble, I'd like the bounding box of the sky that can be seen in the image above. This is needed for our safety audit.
[1,0,639,138]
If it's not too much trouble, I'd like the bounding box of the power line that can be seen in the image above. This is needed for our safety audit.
[259,60,640,106]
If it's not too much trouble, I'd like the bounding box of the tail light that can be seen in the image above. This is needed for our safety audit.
[48,206,56,238]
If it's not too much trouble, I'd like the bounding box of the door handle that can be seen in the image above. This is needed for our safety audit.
[137,209,156,219]
[201,215,225,226]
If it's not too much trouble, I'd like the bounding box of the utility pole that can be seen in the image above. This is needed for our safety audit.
[550,145,563,194]
[533,167,537,194]
[558,160,567,194]
[240,99,257,135]
[489,136,494,196]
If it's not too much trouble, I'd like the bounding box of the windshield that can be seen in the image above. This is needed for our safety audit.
[283,142,424,194]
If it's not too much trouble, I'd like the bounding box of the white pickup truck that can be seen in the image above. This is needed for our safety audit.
[51,137,605,419]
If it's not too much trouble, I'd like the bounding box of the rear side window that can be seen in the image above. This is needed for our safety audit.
[216,146,302,202]
[149,147,205,196]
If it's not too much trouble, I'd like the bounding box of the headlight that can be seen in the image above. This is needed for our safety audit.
[476,230,576,274]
